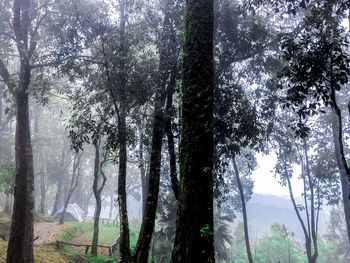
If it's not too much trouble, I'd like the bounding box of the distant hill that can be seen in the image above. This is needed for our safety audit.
[237,193,329,240]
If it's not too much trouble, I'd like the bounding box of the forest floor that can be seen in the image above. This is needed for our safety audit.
[0,214,69,263]
[34,222,68,245]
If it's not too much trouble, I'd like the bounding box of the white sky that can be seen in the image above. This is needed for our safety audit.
[252,153,304,197]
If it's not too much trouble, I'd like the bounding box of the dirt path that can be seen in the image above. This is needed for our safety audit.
[34,222,67,245]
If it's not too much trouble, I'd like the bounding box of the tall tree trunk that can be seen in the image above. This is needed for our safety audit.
[172,0,215,261]
[91,138,107,256]
[59,154,80,225]
[165,63,179,200]
[117,0,132,261]
[232,157,253,263]
[331,116,350,243]
[7,89,34,263]
[303,140,318,263]
[91,140,101,256]
[138,123,147,216]
[133,1,175,262]
[6,0,35,262]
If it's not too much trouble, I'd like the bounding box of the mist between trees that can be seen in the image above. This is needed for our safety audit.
[0,0,350,262]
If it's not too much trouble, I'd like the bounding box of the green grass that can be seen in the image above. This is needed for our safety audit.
[57,221,141,262]
[76,222,119,245]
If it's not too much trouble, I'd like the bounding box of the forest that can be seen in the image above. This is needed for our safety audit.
[0,0,350,262]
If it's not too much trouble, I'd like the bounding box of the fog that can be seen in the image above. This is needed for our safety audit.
[1,0,350,262]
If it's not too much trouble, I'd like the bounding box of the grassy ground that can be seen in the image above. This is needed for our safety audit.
[0,214,141,263]
[57,220,140,262]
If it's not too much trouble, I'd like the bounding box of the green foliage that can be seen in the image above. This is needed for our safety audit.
[0,163,14,195]
[226,223,306,263]
[200,224,214,237]
[254,224,306,263]
[226,222,249,263]
[279,0,350,130]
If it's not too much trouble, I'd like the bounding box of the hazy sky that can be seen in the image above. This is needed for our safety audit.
[252,153,304,197]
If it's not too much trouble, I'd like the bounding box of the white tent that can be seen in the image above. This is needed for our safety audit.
[52,203,84,222]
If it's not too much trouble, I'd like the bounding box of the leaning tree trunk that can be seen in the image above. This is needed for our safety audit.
[329,77,350,242]
[132,1,175,262]
[172,0,215,261]
[232,157,253,263]
[6,0,35,262]
[331,116,350,243]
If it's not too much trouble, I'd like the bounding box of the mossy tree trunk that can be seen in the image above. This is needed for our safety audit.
[171,0,215,262]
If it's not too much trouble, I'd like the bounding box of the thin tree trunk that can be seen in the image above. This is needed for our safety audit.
[305,144,318,262]
[138,123,147,217]
[329,69,350,201]
[303,140,318,263]
[91,138,107,256]
[232,157,253,263]
[277,143,312,262]
[331,116,350,243]
[39,171,45,214]
[133,1,175,262]
[91,140,101,256]
[59,154,81,225]
[6,0,35,261]
[172,0,215,261]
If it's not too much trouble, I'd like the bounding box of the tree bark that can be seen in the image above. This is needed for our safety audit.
[165,63,179,200]
[6,0,35,262]
[138,122,147,216]
[116,0,132,261]
[133,1,175,262]
[232,157,253,263]
[91,140,101,256]
[39,171,45,214]
[91,139,107,256]
[172,0,215,261]
[303,140,318,263]
[331,116,350,243]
